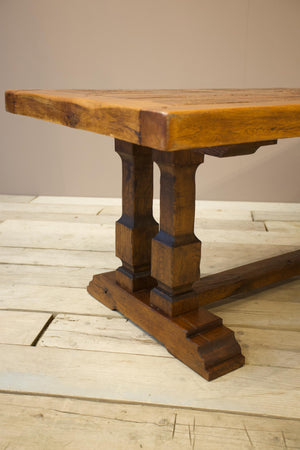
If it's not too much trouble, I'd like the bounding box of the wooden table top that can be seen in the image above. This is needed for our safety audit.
[5,88,300,151]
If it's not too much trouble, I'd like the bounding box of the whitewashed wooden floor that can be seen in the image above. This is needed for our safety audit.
[0,195,299,449]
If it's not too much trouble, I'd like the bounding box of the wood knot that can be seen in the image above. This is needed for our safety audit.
[65,112,79,127]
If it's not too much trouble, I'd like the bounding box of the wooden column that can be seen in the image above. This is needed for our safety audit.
[115,140,159,292]
[150,149,204,316]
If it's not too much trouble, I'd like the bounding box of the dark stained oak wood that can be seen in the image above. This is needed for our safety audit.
[194,250,300,306]
[115,140,158,291]
[150,149,204,316]
[87,271,245,381]
[194,140,277,157]
[5,88,300,150]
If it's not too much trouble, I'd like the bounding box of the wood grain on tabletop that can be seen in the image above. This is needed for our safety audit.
[5,88,300,150]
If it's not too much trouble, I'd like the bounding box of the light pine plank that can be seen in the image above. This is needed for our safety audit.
[32,196,300,212]
[195,200,300,212]
[0,393,299,450]
[253,210,300,222]
[0,220,115,251]
[38,314,169,357]
[0,284,120,317]
[0,195,36,203]
[100,203,262,222]
[201,242,298,274]
[0,211,117,224]
[38,313,300,369]
[0,244,295,273]
[2,269,297,315]
[231,327,300,369]
[100,204,252,221]
[0,210,265,229]
[0,277,297,319]
[0,264,101,288]
[32,196,122,205]
[1,220,299,252]
[0,245,293,288]
[210,295,300,331]
[195,218,265,231]
[0,202,102,215]
[0,311,52,345]
[0,195,298,435]
[265,221,300,232]
[234,278,300,303]
[0,247,118,269]
[0,344,299,418]
[196,209,252,221]
[194,229,300,246]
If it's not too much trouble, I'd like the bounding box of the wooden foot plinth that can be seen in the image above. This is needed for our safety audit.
[87,271,245,381]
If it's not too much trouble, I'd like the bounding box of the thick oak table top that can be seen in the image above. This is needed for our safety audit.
[5,88,300,151]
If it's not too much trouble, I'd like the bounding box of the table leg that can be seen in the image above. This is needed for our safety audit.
[150,149,204,316]
[88,143,245,380]
[115,139,158,291]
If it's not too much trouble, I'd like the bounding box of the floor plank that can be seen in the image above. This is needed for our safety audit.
[0,264,102,288]
[253,211,300,222]
[38,314,169,357]
[1,279,298,317]
[196,201,300,212]
[0,243,296,273]
[0,211,116,224]
[195,218,265,231]
[0,344,299,418]
[234,278,300,303]
[1,220,299,253]
[0,220,115,251]
[32,196,300,212]
[0,246,118,268]
[1,393,299,450]
[0,195,36,203]
[31,196,122,205]
[0,195,299,442]
[201,243,298,273]
[231,326,300,369]
[100,204,253,221]
[0,284,120,317]
[0,311,52,345]
[195,229,300,246]
[0,202,102,215]
[265,221,300,232]
[209,293,300,331]
[0,210,265,229]
[38,313,300,369]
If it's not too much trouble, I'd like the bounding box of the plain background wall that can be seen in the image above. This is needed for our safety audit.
[1,0,299,202]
